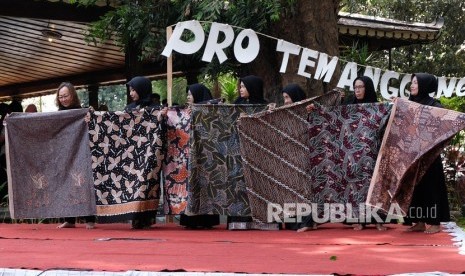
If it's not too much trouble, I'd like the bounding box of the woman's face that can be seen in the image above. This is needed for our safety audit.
[239,82,250,99]
[410,76,419,96]
[129,87,139,102]
[354,80,366,100]
[58,86,72,108]
[187,90,194,104]
[283,92,293,105]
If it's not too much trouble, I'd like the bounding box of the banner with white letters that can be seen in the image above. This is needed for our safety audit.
[162,20,465,100]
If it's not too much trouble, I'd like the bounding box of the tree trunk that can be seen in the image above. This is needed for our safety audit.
[249,0,341,104]
[125,41,143,105]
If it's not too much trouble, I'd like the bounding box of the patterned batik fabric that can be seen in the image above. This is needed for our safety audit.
[187,104,267,216]
[237,92,342,223]
[367,98,465,215]
[88,109,164,223]
[307,102,392,221]
[5,109,96,219]
[162,107,190,215]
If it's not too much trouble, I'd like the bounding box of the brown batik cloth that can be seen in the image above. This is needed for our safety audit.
[5,109,96,219]
[237,91,342,223]
[367,98,465,216]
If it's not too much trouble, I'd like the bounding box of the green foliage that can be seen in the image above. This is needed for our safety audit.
[97,84,128,111]
[175,0,287,31]
[153,78,188,106]
[341,42,372,65]
[219,73,239,103]
[341,0,465,78]
[440,96,465,214]
[75,0,298,72]
[457,217,465,228]
[440,95,465,113]
[201,72,239,103]
[77,89,89,107]
[72,0,301,105]
[78,0,176,60]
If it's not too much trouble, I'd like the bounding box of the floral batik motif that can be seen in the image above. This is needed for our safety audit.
[367,98,465,215]
[188,104,267,216]
[88,109,164,222]
[162,107,190,215]
[307,102,392,219]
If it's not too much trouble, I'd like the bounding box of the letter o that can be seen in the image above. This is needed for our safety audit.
[233,29,260,63]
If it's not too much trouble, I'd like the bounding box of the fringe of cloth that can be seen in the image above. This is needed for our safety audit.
[442,221,465,255]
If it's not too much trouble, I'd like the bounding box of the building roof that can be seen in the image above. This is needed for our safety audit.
[338,12,444,50]
[0,16,126,99]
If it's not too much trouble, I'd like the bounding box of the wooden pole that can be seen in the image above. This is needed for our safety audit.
[166,26,173,107]
[165,25,174,224]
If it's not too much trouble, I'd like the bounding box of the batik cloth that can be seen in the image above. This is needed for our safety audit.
[367,98,465,215]
[187,104,267,216]
[307,102,392,221]
[162,107,190,215]
[5,109,96,219]
[237,92,342,223]
[88,109,164,222]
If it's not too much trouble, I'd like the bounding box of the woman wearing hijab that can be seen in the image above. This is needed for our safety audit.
[349,76,379,104]
[186,83,214,105]
[233,75,267,104]
[279,83,318,232]
[405,73,450,234]
[125,76,158,229]
[56,82,96,229]
[181,83,221,229]
[348,76,388,231]
[305,74,378,112]
[229,75,277,230]
[282,83,306,105]
[125,76,156,111]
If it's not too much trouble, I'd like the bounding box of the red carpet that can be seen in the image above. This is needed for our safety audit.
[0,222,464,275]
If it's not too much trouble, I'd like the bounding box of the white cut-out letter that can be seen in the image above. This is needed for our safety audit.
[233,29,260,63]
[202,22,234,64]
[276,40,301,73]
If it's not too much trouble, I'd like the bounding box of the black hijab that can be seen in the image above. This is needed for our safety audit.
[126,76,152,109]
[352,76,378,104]
[234,75,267,104]
[187,83,213,103]
[409,73,438,106]
[282,83,306,103]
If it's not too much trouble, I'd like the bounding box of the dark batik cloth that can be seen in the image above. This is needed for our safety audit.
[88,109,164,223]
[367,98,465,219]
[5,109,96,219]
[237,91,341,224]
[307,102,391,222]
[162,107,190,214]
[187,104,267,216]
